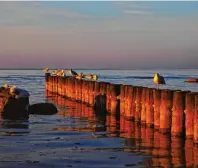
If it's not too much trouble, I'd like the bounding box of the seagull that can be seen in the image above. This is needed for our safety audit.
[51,69,61,76]
[57,69,66,77]
[92,74,98,81]
[76,72,84,80]
[69,69,78,76]
[3,83,10,89]
[153,73,166,89]
[42,68,49,73]
[83,75,92,80]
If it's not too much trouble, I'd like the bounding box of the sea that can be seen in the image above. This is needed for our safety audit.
[0,69,198,168]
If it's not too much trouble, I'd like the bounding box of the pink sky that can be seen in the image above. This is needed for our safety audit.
[0,2,198,69]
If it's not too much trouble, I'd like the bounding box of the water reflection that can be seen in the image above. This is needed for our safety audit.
[47,93,198,168]
[0,119,29,136]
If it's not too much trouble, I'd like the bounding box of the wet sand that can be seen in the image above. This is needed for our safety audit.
[0,94,196,168]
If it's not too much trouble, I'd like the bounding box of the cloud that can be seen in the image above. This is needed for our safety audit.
[0,2,91,28]
[115,1,153,15]
[116,2,150,9]
[123,10,153,15]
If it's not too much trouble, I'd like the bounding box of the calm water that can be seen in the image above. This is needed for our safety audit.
[0,69,198,168]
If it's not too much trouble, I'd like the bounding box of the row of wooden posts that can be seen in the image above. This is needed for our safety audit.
[46,93,198,168]
[45,73,198,143]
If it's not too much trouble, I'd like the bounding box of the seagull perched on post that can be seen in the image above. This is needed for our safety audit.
[42,68,49,73]
[153,73,166,88]
[69,69,78,76]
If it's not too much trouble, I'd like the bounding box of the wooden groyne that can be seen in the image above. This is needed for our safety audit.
[47,93,198,168]
[45,73,198,143]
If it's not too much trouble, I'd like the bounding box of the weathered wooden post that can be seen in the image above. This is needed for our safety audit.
[110,84,120,114]
[146,88,154,127]
[74,78,78,100]
[160,89,173,133]
[88,81,95,106]
[125,85,134,119]
[140,87,148,124]
[94,81,101,109]
[45,73,50,91]
[106,82,111,112]
[119,84,126,116]
[153,89,161,129]
[171,91,190,136]
[185,93,196,138]
[134,86,143,122]
[194,95,198,144]
[64,77,69,98]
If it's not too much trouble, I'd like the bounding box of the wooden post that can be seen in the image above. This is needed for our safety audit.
[45,73,50,91]
[119,85,126,115]
[141,87,148,124]
[171,91,190,136]
[88,81,95,106]
[134,86,143,122]
[110,84,120,114]
[185,93,196,139]
[125,85,134,119]
[106,82,111,111]
[194,95,198,144]
[84,80,89,104]
[64,77,69,98]
[94,81,101,109]
[153,89,161,129]
[160,89,173,133]
[146,88,154,127]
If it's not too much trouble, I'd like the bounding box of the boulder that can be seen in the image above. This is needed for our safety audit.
[184,78,198,83]
[28,102,58,115]
[1,97,29,120]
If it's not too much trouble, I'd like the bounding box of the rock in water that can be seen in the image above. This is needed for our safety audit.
[28,103,58,115]
[184,78,198,83]
[0,86,29,120]
[1,98,29,120]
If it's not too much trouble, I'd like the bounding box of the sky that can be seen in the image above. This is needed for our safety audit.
[0,1,198,69]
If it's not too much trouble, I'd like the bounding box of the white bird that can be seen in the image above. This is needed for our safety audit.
[83,75,92,80]
[10,85,30,99]
[3,83,10,89]
[92,74,98,81]
[153,73,166,85]
[42,68,49,73]
[57,69,66,77]
[51,69,61,76]
[76,72,84,79]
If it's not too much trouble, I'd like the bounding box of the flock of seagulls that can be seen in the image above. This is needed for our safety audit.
[42,68,166,85]
[42,68,98,81]
[2,84,30,99]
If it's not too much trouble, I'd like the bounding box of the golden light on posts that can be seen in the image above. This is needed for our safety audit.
[160,89,173,133]
[171,91,190,137]
[185,93,196,139]
[153,89,161,129]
